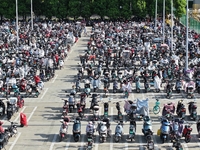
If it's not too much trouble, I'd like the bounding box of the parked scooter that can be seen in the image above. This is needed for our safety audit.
[182,123,193,143]
[84,79,91,96]
[7,97,18,120]
[92,76,100,92]
[72,117,81,142]
[16,95,24,109]
[76,103,84,119]
[59,119,68,142]
[185,81,195,98]
[196,119,200,138]
[0,130,9,150]
[172,138,183,150]
[67,93,76,113]
[114,121,123,142]
[75,79,81,92]
[98,121,108,143]
[92,103,99,121]
[176,100,186,119]
[165,81,174,99]
[160,118,170,143]
[135,75,140,93]
[0,99,5,116]
[175,79,182,93]
[7,121,18,137]
[113,79,118,93]
[102,101,110,119]
[114,102,123,121]
[188,101,197,120]
[146,140,155,150]
[142,116,153,141]
[170,118,184,142]
[127,120,136,141]
[80,93,87,111]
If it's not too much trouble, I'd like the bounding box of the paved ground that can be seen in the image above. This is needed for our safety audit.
[2,27,200,150]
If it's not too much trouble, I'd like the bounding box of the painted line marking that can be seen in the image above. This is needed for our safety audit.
[9,132,21,150]
[109,106,113,150]
[51,74,58,83]
[40,88,48,99]
[125,142,128,150]
[65,136,72,150]
[49,134,58,150]
[27,106,37,122]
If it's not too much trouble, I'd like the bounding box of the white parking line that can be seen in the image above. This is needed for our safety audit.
[49,134,58,150]
[111,107,113,121]
[125,142,128,150]
[183,142,189,150]
[40,88,48,99]
[9,132,21,150]
[51,74,58,83]
[110,106,113,150]
[10,106,27,123]
[65,136,72,150]
[27,106,37,122]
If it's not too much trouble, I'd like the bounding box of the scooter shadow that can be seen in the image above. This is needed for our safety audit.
[34,133,61,143]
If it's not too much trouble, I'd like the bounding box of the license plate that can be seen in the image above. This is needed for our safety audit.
[130,131,133,134]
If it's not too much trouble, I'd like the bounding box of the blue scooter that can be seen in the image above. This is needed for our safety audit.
[160,118,170,143]
[142,116,153,141]
[135,75,140,93]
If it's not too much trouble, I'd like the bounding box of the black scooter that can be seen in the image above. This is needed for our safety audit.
[73,118,81,142]
[114,102,123,121]
[0,99,5,116]
[7,100,18,120]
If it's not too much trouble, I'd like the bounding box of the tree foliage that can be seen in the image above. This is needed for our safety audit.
[174,0,186,20]
[0,0,187,20]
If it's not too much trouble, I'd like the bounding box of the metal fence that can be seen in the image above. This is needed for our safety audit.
[180,14,200,33]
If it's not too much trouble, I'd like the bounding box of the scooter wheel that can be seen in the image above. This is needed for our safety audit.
[185,137,190,143]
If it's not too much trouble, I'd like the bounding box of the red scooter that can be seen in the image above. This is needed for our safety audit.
[17,95,24,108]
[19,79,27,92]
[59,120,68,142]
[80,93,86,110]
[62,99,68,116]
[182,123,193,143]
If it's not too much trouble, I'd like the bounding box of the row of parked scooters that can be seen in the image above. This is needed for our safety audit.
[0,95,25,149]
[0,96,24,120]
[0,121,18,150]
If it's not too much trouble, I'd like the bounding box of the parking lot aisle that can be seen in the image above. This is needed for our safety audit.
[65,135,72,150]
[9,132,21,150]
[27,106,37,122]
[49,133,57,150]
[109,106,114,150]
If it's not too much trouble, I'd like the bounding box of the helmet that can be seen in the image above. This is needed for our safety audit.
[89,121,93,125]
[0,121,3,125]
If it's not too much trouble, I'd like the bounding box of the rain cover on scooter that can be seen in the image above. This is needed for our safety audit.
[154,75,161,89]
[122,82,132,93]
[136,98,149,116]
[124,100,137,114]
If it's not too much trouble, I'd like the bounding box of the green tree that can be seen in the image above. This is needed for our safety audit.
[174,0,186,20]
[90,0,107,19]
[134,0,146,18]
[107,0,119,19]
[68,0,80,19]
[120,0,132,19]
